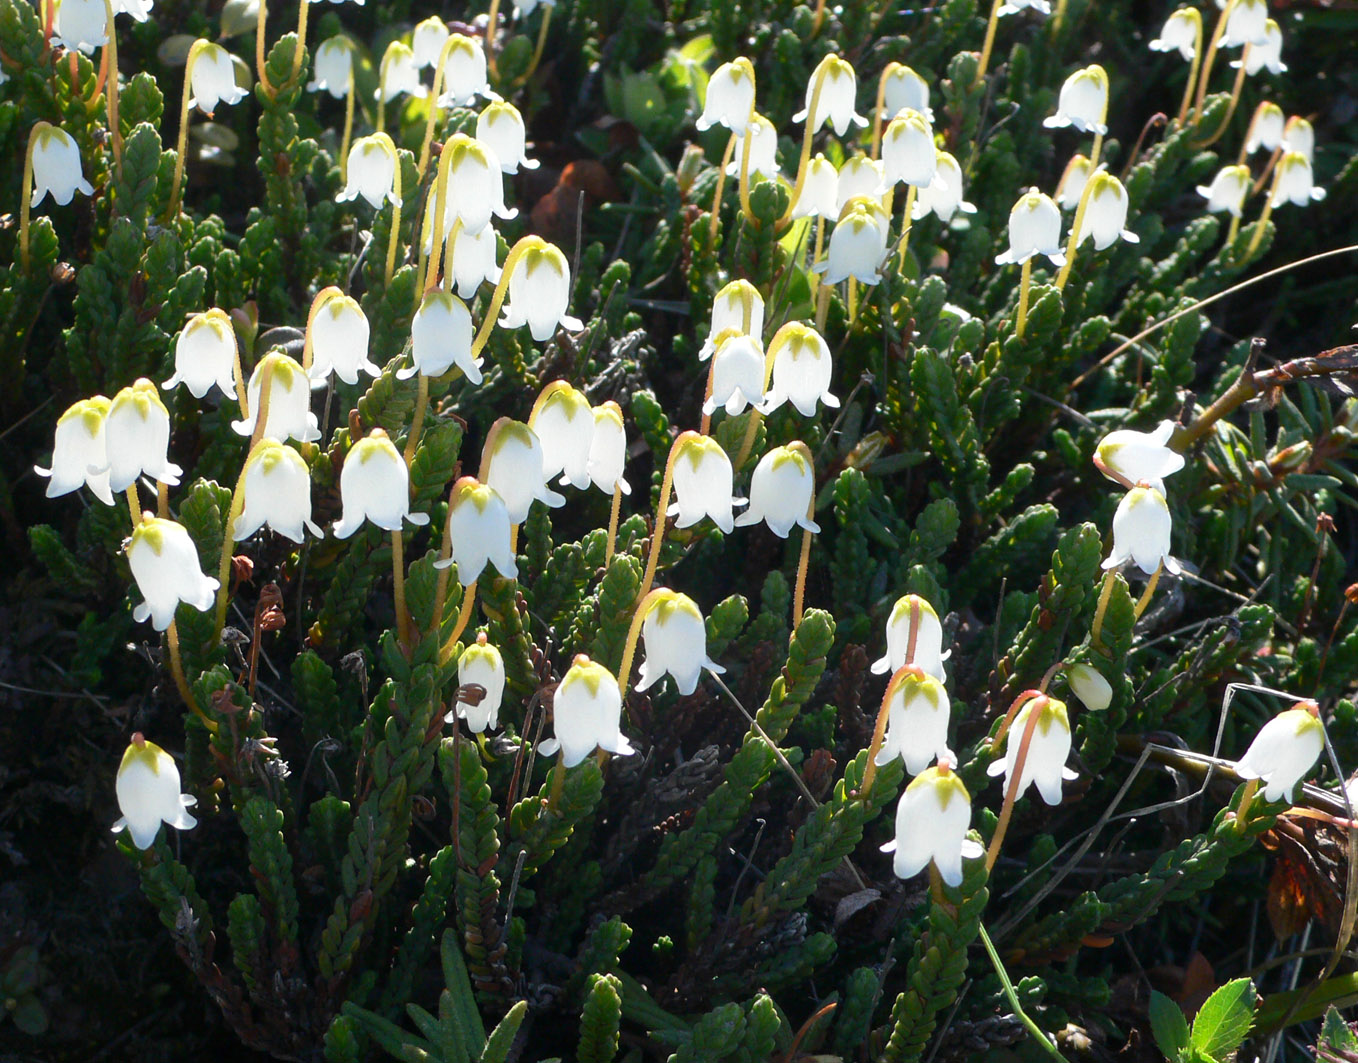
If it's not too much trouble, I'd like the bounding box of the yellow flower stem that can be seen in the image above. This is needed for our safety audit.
[1090,568,1117,650]
[781,67,832,223]
[376,72,387,132]
[1088,130,1104,175]
[485,0,502,78]
[523,5,552,82]
[339,75,356,184]
[166,40,212,222]
[974,0,1006,88]
[707,132,737,244]
[125,485,142,529]
[167,620,215,732]
[1055,171,1097,290]
[291,0,311,82]
[418,37,459,177]
[1132,561,1162,621]
[1053,0,1069,30]
[1014,258,1033,335]
[1192,0,1240,127]
[1234,777,1260,832]
[548,750,566,811]
[1225,211,1243,249]
[811,0,827,35]
[732,410,763,471]
[847,278,859,323]
[100,0,122,170]
[1251,145,1283,194]
[698,354,718,436]
[437,582,478,666]
[246,359,276,454]
[382,136,404,286]
[870,63,896,159]
[423,149,460,297]
[18,122,53,272]
[789,441,817,628]
[860,600,922,792]
[1194,45,1248,149]
[468,238,535,363]
[604,482,624,565]
[1244,162,1284,259]
[736,113,756,221]
[808,217,824,301]
[813,280,831,331]
[1177,20,1205,127]
[635,431,697,610]
[984,693,1048,871]
[392,525,411,650]
[211,440,266,643]
[300,286,343,374]
[403,374,430,468]
[616,588,667,693]
[255,0,275,99]
[897,184,918,269]
[157,480,169,519]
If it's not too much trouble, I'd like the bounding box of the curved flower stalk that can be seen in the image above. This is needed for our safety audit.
[127,517,221,630]
[435,476,518,586]
[232,440,323,543]
[36,397,115,506]
[871,594,948,681]
[482,418,565,526]
[232,353,320,445]
[112,735,198,850]
[760,322,840,417]
[698,280,764,362]
[164,309,241,400]
[882,758,983,887]
[448,634,506,733]
[1094,420,1185,492]
[529,381,594,490]
[735,444,820,538]
[874,670,952,776]
[105,379,184,495]
[332,429,429,538]
[633,589,725,697]
[538,655,635,768]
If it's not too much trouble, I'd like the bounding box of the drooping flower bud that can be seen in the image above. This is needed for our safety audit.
[1149,7,1200,60]
[1235,703,1325,803]
[760,323,840,417]
[448,633,505,733]
[307,294,379,385]
[735,444,819,538]
[881,63,932,123]
[882,109,938,189]
[164,309,239,400]
[1102,485,1181,576]
[538,654,635,767]
[1270,151,1326,208]
[881,757,983,887]
[587,401,631,497]
[437,477,518,586]
[402,290,479,383]
[986,695,1078,805]
[1066,663,1113,712]
[1282,117,1314,163]
[836,156,886,213]
[816,196,891,285]
[1095,420,1185,492]
[1196,164,1252,217]
[499,238,584,342]
[698,280,764,362]
[1232,17,1286,75]
[126,517,221,630]
[1074,172,1140,251]
[702,331,766,417]
[668,434,745,533]
[483,419,565,525]
[36,396,115,505]
[338,134,401,210]
[793,55,867,136]
[791,153,841,221]
[994,188,1067,267]
[875,670,952,775]
[1044,65,1109,135]
[308,36,355,98]
[188,42,249,116]
[871,594,948,681]
[726,114,780,179]
[376,41,422,103]
[232,353,320,444]
[1056,154,1093,211]
[233,439,323,543]
[531,381,594,490]
[912,151,977,224]
[29,125,95,207]
[332,429,429,538]
[411,16,449,69]
[476,101,539,173]
[436,35,496,108]
[635,590,725,697]
[105,379,184,493]
[112,735,198,850]
[696,59,756,136]
[1245,102,1285,154]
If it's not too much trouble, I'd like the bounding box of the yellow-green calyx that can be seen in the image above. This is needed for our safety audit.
[113,379,169,424]
[120,735,166,776]
[129,517,174,556]
[680,434,724,472]
[354,430,397,465]
[59,396,111,437]
[768,445,812,477]
[648,589,702,626]
[453,477,496,513]
[887,594,940,631]
[563,654,612,698]
[908,763,971,809]
[837,195,888,229]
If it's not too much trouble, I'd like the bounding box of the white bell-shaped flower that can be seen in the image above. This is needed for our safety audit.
[445,222,503,299]
[735,444,819,538]
[792,153,841,220]
[308,36,354,98]
[332,429,429,538]
[402,290,479,383]
[836,156,886,213]
[105,379,184,492]
[587,401,631,497]
[698,280,764,362]
[1102,485,1182,575]
[793,55,867,136]
[1270,151,1325,207]
[1245,102,1285,154]
[531,381,594,490]
[29,125,94,208]
[1095,420,1185,492]
[338,134,401,209]
[476,101,539,173]
[726,114,780,179]
[437,477,518,585]
[189,42,249,115]
[36,396,115,505]
[1043,65,1109,135]
[1075,172,1140,251]
[1196,164,1251,217]
[668,433,745,533]
[874,670,952,775]
[112,735,198,850]
[1222,0,1271,47]
[881,63,932,123]
[635,590,725,696]
[1056,154,1093,211]
[112,0,154,21]
[1235,704,1325,803]
[760,322,840,417]
[164,309,239,400]
[816,196,891,285]
[882,109,939,190]
[499,238,584,342]
[232,439,322,543]
[1282,117,1314,163]
[871,593,948,681]
[483,419,565,525]
[513,0,557,14]
[1232,18,1285,74]
[52,0,108,54]
[696,58,756,135]
[1066,663,1113,712]
[1149,7,1200,60]
[126,517,220,630]
[912,151,977,224]
[994,189,1067,267]
[437,35,497,108]
[411,16,449,69]
[702,332,766,417]
[539,654,634,767]
[986,695,1078,805]
[308,294,379,385]
[376,41,422,103]
[881,758,983,887]
[448,633,505,733]
[232,354,319,444]
[431,134,516,237]
[998,0,1051,15]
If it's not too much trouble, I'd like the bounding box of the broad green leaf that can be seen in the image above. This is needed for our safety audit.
[1190,978,1256,1061]
[1148,991,1189,1061]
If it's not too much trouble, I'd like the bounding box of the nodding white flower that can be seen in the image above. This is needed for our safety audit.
[164,309,239,400]
[881,63,932,123]
[1222,0,1271,47]
[1232,17,1286,74]
[307,294,378,386]
[1245,102,1285,154]
[112,735,198,850]
[698,280,764,362]
[402,290,478,383]
[635,590,725,696]
[411,16,449,69]
[816,196,891,285]
[437,476,518,585]
[1282,117,1314,163]
[332,429,429,538]
[986,695,1078,805]
[1102,485,1181,576]
[702,331,766,417]
[994,189,1066,267]
[538,655,635,767]
[735,444,819,538]
[882,109,939,189]
[836,155,886,213]
[1197,164,1252,217]
[431,134,516,237]
[1056,154,1093,211]
[232,439,322,543]
[531,381,594,490]
[792,153,840,220]
[308,37,354,98]
[105,380,184,492]
[696,58,756,136]
[483,419,565,525]
[499,238,584,342]
[1235,703,1325,803]
[793,54,867,136]
[444,223,503,300]
[448,634,505,733]
[112,0,154,22]
[1066,662,1113,712]
[1075,172,1140,251]
[232,354,320,444]
[477,101,539,173]
[339,134,401,209]
[29,126,94,208]
[998,0,1051,15]
[126,517,220,630]
[52,0,108,54]
[437,35,497,108]
[668,433,745,534]
[1149,7,1201,60]
[376,41,422,103]
[760,322,840,417]
[912,151,977,224]
[881,758,983,887]
[1095,420,1185,492]
[726,114,780,179]
[36,396,115,505]
[875,670,952,775]
[1044,65,1109,135]
[1271,151,1325,207]
[871,594,948,681]
[587,401,631,497]
[188,42,249,116]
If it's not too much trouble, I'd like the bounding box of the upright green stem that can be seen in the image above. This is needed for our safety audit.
[392,526,410,650]
[974,0,1006,87]
[18,122,52,271]
[523,6,552,81]
[810,0,827,35]
[167,620,215,732]
[736,113,756,221]
[604,483,624,564]
[438,583,478,665]
[1234,778,1260,831]
[339,75,356,183]
[635,432,698,609]
[404,374,430,468]
[1053,0,1069,30]
[708,132,737,244]
[789,441,817,627]
[484,0,502,77]
[617,588,666,693]
[1015,259,1033,335]
[1192,0,1240,127]
[246,360,276,454]
[418,36,460,176]
[166,40,212,221]
[125,485,143,530]
[468,237,536,362]
[897,184,918,268]
[380,135,405,286]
